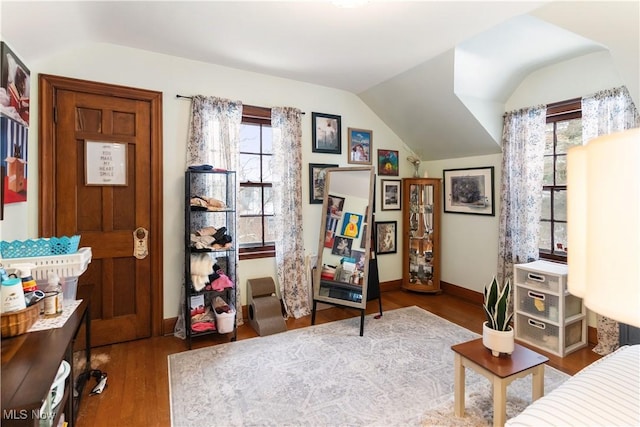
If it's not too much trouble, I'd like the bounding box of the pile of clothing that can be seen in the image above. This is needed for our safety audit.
[190,194,227,212]
[190,226,233,251]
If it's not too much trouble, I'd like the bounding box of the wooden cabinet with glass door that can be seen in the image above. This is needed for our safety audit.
[402,178,442,293]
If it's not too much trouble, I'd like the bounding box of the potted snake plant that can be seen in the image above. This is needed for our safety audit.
[482,276,514,356]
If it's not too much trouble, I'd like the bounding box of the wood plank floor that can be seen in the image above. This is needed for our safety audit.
[74,289,601,427]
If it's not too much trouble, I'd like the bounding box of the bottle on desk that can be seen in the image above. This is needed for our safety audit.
[44,273,63,317]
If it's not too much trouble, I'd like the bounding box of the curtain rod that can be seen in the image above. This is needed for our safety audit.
[176,94,305,114]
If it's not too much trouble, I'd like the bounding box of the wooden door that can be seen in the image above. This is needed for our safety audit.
[39,74,163,346]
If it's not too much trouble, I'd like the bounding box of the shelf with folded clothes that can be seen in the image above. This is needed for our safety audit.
[184,169,237,347]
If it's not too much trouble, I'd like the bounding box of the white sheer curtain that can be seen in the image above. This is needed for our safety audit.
[186,95,243,325]
[582,86,639,355]
[271,107,311,318]
[497,106,547,288]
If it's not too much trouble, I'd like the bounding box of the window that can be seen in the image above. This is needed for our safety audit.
[238,106,275,259]
[539,99,581,260]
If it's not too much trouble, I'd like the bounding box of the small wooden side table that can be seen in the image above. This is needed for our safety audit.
[451,338,548,427]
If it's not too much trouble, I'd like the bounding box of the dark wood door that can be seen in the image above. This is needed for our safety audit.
[39,74,163,346]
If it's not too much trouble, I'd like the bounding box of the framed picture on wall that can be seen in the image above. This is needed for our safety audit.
[347,128,372,165]
[381,179,401,211]
[312,112,341,154]
[377,149,399,176]
[443,166,495,216]
[309,163,338,204]
[375,221,397,254]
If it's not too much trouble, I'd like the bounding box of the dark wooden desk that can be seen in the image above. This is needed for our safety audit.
[1,291,92,427]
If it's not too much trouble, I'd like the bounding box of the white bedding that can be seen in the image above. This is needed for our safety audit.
[506,345,640,427]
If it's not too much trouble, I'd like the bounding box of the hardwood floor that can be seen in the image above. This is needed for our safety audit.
[74,289,601,427]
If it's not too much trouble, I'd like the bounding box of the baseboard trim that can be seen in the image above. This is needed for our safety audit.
[440,280,484,305]
[163,280,598,345]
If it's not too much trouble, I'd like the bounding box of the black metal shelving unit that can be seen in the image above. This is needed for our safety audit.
[184,169,237,349]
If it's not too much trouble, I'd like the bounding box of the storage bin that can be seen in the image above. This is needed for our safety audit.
[514,260,567,293]
[214,305,236,334]
[0,247,92,281]
[0,236,80,258]
[515,312,586,356]
[516,287,584,322]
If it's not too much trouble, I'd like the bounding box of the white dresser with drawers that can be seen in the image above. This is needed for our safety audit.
[513,260,587,357]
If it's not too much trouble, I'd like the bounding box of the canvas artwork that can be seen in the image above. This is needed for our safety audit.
[0,115,28,204]
[340,212,363,239]
[0,42,30,126]
[378,149,399,176]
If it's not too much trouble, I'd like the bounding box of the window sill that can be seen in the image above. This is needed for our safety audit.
[240,247,275,260]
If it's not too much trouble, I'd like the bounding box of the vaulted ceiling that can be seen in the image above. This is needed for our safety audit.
[1,1,638,160]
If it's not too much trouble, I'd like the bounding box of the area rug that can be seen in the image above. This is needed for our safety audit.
[168,306,569,427]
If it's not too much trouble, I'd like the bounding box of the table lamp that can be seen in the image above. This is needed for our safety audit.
[567,128,640,328]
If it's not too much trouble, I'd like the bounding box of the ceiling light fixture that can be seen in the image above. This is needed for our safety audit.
[332,0,369,8]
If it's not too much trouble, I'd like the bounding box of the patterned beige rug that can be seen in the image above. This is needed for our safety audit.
[168,306,569,426]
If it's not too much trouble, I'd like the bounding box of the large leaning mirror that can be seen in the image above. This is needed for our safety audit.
[311,166,378,335]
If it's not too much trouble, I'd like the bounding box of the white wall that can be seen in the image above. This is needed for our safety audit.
[1,40,627,323]
[422,154,501,294]
[3,42,414,319]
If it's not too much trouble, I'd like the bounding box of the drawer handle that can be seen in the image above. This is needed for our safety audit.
[528,318,546,330]
[527,290,546,301]
[527,273,546,282]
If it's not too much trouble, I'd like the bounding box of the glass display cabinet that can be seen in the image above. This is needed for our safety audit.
[402,178,442,293]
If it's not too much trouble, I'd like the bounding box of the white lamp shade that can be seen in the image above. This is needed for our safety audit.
[567,128,640,328]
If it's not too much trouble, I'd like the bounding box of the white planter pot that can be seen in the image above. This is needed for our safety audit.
[482,321,514,357]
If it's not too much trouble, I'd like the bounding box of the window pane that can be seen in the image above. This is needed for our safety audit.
[554,189,567,221]
[238,187,263,215]
[240,123,261,153]
[239,154,261,182]
[539,221,551,252]
[541,189,551,220]
[262,126,273,154]
[556,154,568,185]
[264,215,276,243]
[262,155,274,183]
[263,187,274,215]
[543,156,554,185]
[238,216,263,246]
[553,222,567,254]
[544,123,554,155]
[556,118,582,154]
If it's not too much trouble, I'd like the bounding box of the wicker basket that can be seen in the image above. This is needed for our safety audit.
[1,304,40,338]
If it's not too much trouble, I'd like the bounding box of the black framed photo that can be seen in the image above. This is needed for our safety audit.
[375,221,397,255]
[443,166,495,216]
[309,163,338,204]
[381,179,401,211]
[312,112,341,154]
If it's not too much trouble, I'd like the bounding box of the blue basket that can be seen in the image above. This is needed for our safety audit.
[0,236,81,259]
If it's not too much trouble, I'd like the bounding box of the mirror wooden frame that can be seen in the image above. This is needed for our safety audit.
[311,166,382,335]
